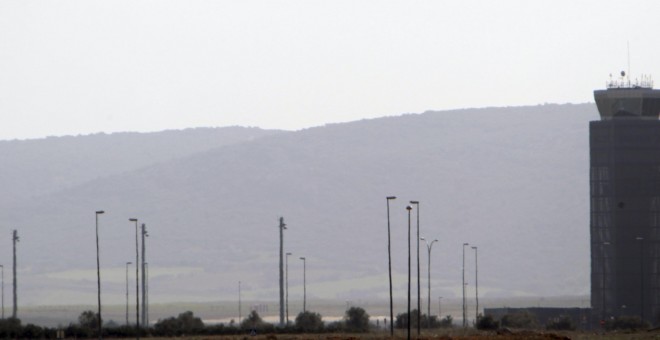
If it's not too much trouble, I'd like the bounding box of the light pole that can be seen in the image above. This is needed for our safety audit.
[472,246,479,323]
[421,237,437,328]
[438,297,442,319]
[636,236,644,322]
[141,224,148,326]
[145,262,149,326]
[125,262,132,326]
[299,257,306,313]
[409,200,420,335]
[406,205,412,340]
[279,217,287,327]
[95,210,104,339]
[238,281,242,324]
[129,218,140,340]
[462,242,469,328]
[286,252,292,325]
[0,264,3,320]
[386,196,396,337]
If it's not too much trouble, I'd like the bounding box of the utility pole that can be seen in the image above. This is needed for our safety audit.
[129,218,140,340]
[406,205,412,340]
[12,230,18,320]
[278,217,286,327]
[95,210,104,339]
[141,224,148,326]
[462,242,469,328]
[0,265,3,320]
[409,200,420,336]
[386,196,396,337]
[285,252,292,325]
[472,246,479,323]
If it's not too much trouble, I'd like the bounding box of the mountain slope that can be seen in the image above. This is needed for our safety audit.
[0,126,282,205]
[0,104,598,306]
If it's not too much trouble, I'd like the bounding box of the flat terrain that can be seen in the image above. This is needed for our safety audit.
[113,330,660,340]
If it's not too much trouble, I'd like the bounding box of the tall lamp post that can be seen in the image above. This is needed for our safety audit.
[279,217,287,327]
[406,205,412,340]
[421,237,438,328]
[125,262,132,326]
[471,246,479,323]
[636,236,644,322]
[462,242,469,328]
[141,224,148,326]
[95,210,104,339]
[438,296,442,319]
[129,218,140,340]
[238,281,242,324]
[299,257,306,313]
[0,264,3,320]
[409,200,420,335]
[386,196,396,336]
[286,252,292,325]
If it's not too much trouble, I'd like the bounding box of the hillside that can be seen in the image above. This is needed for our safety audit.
[0,104,599,308]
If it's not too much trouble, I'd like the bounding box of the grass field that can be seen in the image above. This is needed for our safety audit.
[105,329,660,340]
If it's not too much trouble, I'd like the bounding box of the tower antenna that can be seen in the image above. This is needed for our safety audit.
[627,41,631,81]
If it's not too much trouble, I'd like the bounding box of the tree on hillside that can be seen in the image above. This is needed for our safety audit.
[344,307,370,332]
[295,311,324,332]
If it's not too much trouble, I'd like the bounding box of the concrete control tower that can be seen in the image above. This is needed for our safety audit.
[591,73,660,325]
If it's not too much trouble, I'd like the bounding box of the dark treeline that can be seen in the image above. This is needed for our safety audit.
[0,307,381,339]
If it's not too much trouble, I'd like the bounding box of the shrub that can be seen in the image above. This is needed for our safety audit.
[545,315,575,331]
[476,314,499,330]
[153,311,204,336]
[344,307,370,332]
[295,311,324,332]
[439,315,453,328]
[604,316,649,331]
[500,311,538,329]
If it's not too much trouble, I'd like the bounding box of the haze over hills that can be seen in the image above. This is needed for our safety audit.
[0,104,598,310]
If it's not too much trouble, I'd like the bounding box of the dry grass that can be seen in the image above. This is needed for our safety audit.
[114,329,660,340]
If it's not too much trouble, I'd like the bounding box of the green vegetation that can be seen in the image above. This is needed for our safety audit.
[545,315,576,331]
[395,309,445,329]
[153,311,204,336]
[500,310,538,329]
[603,316,649,331]
[476,314,499,330]
[295,311,324,332]
[344,307,370,332]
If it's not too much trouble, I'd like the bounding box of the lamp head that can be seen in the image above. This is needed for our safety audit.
[129,218,138,222]
[286,252,292,255]
[406,205,412,211]
[96,210,105,214]
[410,200,419,204]
[387,196,397,200]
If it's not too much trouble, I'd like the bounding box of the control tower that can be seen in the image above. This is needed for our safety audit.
[591,73,660,326]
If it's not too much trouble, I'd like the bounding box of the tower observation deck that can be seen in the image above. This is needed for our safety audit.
[590,73,660,326]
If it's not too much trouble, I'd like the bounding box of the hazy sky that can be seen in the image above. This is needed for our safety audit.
[1,0,659,140]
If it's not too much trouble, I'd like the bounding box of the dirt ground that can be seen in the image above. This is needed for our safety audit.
[131,329,660,340]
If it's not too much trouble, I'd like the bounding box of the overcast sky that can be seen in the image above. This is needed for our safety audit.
[1,0,659,140]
